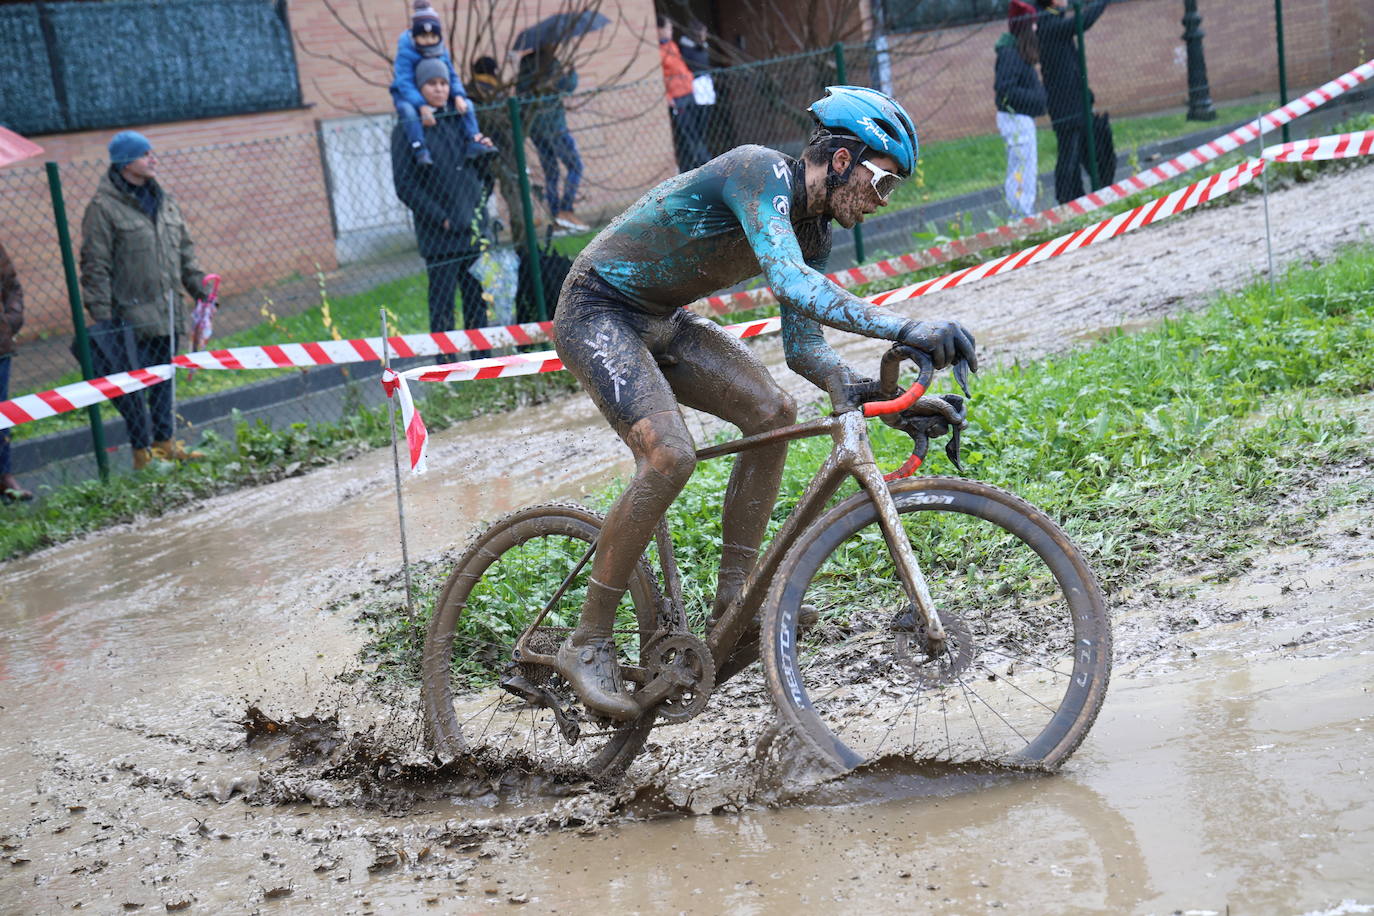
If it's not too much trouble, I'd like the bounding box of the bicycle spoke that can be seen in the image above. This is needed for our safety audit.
[972,659,1061,716]
[956,675,992,756]
[958,672,1031,747]
[982,644,1073,679]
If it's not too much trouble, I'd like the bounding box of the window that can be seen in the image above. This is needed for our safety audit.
[882,0,1008,33]
[0,0,302,136]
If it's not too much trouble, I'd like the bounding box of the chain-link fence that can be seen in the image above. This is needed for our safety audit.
[1,0,1369,495]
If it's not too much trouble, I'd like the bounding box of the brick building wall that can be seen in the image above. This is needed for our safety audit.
[882,0,1371,146]
[2,0,1368,342]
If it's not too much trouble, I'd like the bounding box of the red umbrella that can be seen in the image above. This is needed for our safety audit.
[0,127,43,168]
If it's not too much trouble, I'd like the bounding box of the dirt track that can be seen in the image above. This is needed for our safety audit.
[0,166,1371,913]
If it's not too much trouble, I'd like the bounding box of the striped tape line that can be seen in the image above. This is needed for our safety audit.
[1,51,1369,436]
[380,130,1373,472]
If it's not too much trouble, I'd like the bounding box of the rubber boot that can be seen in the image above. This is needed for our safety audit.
[132,447,155,471]
[555,635,640,721]
[151,438,204,462]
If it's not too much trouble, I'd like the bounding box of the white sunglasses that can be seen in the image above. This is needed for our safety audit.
[859,159,904,202]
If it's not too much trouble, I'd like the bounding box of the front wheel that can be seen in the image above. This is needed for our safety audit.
[762,477,1111,773]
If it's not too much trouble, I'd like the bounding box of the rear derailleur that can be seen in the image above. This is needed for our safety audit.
[499,667,583,744]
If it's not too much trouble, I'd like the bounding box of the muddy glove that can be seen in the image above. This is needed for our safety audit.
[897,319,978,373]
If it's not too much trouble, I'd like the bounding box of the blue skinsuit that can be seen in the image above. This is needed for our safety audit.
[552,143,918,651]
[572,144,909,390]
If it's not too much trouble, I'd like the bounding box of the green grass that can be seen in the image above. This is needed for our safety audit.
[347,242,1374,685]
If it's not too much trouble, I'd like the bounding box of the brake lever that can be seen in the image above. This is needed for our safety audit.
[952,359,972,398]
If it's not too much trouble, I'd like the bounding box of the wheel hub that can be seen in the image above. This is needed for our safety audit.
[892,607,974,687]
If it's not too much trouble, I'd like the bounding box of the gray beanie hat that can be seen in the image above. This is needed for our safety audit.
[415,57,449,88]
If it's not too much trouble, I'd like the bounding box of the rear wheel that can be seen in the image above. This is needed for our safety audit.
[762,477,1110,773]
[421,503,663,782]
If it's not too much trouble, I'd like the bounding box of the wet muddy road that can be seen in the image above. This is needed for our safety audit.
[1,168,1372,913]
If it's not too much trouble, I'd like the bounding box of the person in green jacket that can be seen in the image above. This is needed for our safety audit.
[79,131,212,470]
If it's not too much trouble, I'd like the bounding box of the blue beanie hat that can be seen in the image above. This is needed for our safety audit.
[109,130,152,166]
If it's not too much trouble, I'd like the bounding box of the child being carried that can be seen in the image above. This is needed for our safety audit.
[392,0,490,165]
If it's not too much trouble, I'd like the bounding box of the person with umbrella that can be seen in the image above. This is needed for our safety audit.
[513,12,607,234]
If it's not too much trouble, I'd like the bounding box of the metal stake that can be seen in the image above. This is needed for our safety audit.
[381,308,415,616]
[167,290,177,432]
[1258,116,1276,292]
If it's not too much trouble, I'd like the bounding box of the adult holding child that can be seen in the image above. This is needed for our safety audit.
[391,59,494,357]
[392,0,488,166]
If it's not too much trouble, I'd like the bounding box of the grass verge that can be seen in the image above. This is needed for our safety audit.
[346,242,1374,686]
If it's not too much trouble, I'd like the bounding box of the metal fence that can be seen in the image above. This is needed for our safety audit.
[1,0,1369,495]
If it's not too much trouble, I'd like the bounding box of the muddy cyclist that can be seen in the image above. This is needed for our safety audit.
[551,86,978,720]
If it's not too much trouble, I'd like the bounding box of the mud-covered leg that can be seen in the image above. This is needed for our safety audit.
[553,293,700,721]
[666,312,798,622]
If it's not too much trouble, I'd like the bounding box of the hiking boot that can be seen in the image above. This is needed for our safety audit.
[555,635,639,721]
[0,473,33,503]
[151,439,204,462]
[132,447,155,471]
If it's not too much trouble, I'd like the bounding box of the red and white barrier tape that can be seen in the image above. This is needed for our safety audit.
[0,365,174,429]
[690,58,1374,317]
[2,48,1369,435]
[171,321,554,371]
[380,368,430,475]
[379,130,1373,472]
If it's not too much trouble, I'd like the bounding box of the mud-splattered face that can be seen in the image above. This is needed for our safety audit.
[828,148,900,230]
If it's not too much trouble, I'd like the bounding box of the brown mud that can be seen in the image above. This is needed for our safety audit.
[1,167,1372,913]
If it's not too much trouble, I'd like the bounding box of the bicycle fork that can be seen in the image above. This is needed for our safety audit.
[838,411,949,649]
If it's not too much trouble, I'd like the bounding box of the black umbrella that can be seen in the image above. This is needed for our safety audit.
[513,11,610,52]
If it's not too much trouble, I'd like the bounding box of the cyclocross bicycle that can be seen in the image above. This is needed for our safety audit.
[421,346,1111,782]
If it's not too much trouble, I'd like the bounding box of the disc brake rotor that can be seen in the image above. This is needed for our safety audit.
[894,610,974,688]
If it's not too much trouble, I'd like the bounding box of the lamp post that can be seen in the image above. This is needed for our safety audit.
[1182,0,1217,120]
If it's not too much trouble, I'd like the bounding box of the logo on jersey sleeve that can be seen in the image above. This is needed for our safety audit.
[773,159,791,187]
[773,194,790,216]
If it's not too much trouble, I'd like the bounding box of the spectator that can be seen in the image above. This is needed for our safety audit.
[79,131,210,470]
[678,20,718,160]
[1036,0,1109,204]
[995,1,1048,217]
[516,44,588,233]
[469,55,526,247]
[658,15,708,172]
[0,241,31,502]
[392,59,493,356]
[391,0,483,167]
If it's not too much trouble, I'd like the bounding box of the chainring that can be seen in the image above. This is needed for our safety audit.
[642,633,715,723]
[894,610,975,688]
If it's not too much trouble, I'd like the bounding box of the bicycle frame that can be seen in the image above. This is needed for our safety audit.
[512,348,949,705]
[695,406,947,677]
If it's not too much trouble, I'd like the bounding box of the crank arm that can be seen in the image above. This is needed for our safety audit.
[632,665,695,713]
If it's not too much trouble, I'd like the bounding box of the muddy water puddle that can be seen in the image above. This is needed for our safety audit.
[5,172,1374,911]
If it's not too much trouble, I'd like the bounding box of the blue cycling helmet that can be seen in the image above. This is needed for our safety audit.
[807,85,919,178]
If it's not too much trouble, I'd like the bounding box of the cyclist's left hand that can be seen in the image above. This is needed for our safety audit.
[897,319,977,373]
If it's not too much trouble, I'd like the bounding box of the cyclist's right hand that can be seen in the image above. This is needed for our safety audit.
[897,319,978,373]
